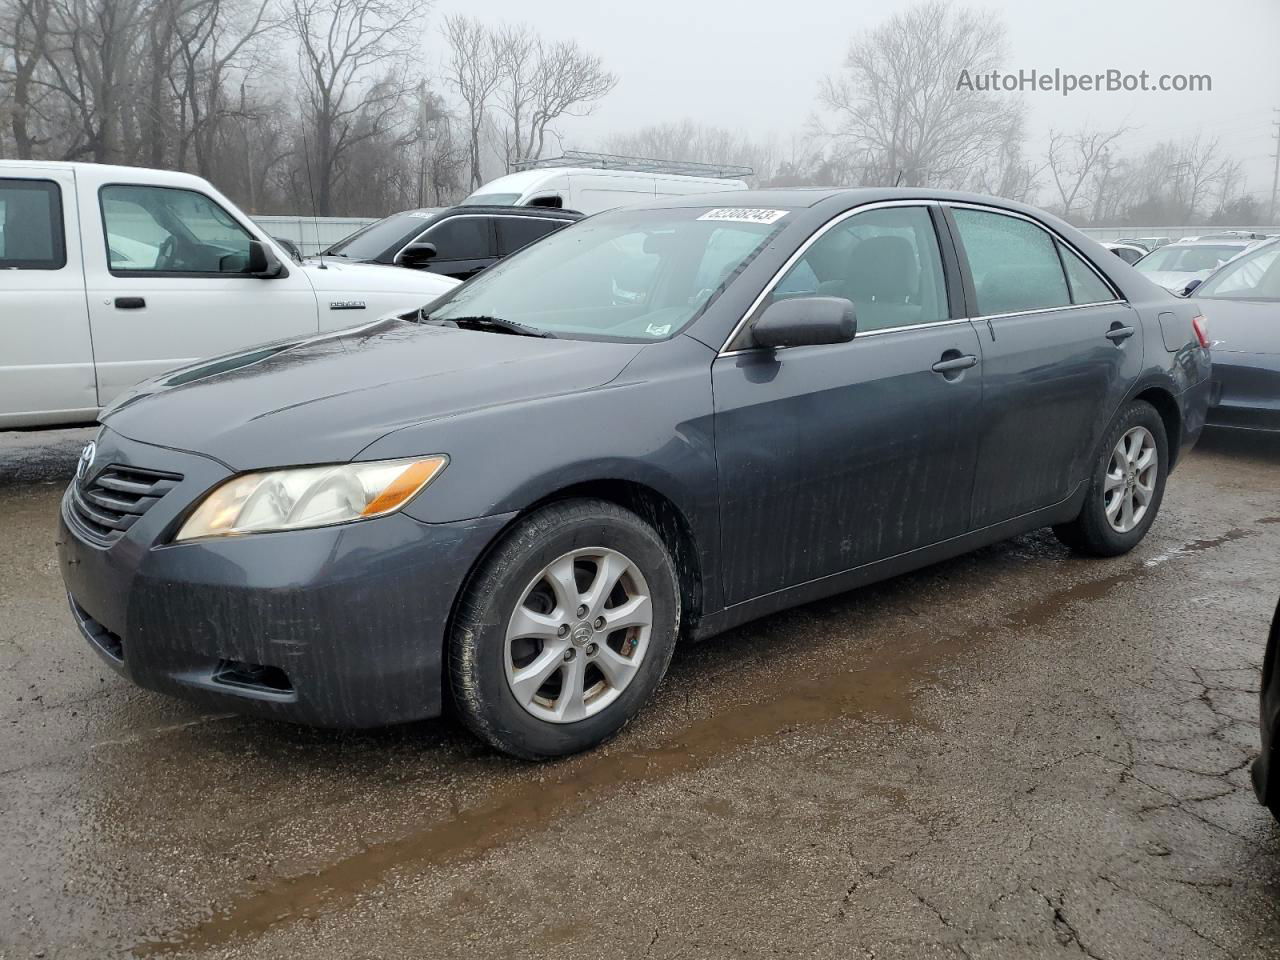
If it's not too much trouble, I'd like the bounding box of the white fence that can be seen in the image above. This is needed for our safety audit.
[252,215,1278,257]
[254,216,376,256]
[1078,225,1277,242]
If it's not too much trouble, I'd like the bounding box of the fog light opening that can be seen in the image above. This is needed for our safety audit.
[213,659,293,694]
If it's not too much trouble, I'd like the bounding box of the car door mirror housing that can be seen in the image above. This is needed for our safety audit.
[397,242,438,268]
[1181,278,1203,296]
[752,296,857,349]
[247,239,285,278]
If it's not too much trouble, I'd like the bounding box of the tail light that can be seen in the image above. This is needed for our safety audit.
[1191,314,1210,349]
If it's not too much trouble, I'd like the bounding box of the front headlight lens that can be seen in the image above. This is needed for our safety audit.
[174,455,448,541]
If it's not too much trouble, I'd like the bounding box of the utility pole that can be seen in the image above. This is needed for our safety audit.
[1270,108,1280,226]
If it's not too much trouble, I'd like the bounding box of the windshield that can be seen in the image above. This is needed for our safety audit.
[1195,241,1280,301]
[459,192,522,207]
[423,207,787,341]
[1136,244,1244,274]
[326,211,439,259]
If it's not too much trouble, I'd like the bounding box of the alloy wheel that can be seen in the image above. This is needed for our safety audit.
[504,547,653,723]
[1104,425,1158,534]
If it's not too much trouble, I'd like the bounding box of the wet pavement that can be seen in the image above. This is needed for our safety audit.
[2,426,1279,959]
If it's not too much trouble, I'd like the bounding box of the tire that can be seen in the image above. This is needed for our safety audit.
[1053,400,1169,557]
[449,498,680,760]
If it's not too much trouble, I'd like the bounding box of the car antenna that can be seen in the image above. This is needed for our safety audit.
[302,133,327,270]
[893,169,904,187]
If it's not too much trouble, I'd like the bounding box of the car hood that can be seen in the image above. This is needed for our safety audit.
[1194,297,1280,355]
[299,258,459,296]
[101,318,645,469]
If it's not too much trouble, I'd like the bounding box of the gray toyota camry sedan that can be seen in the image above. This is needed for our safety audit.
[58,189,1212,759]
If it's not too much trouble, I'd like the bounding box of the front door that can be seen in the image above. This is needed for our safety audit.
[946,205,1143,527]
[712,203,984,606]
[414,214,496,280]
[79,173,318,405]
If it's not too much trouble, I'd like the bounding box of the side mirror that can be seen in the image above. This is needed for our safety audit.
[247,239,284,278]
[752,296,857,349]
[397,242,438,268]
[1181,278,1203,296]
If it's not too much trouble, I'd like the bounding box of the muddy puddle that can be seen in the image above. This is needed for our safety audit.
[134,524,1260,956]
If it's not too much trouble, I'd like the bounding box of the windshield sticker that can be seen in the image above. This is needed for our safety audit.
[697,208,789,225]
[645,323,672,337]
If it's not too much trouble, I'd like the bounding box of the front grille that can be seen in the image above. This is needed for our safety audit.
[70,464,182,544]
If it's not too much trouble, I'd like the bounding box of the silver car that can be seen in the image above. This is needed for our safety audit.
[1134,237,1263,295]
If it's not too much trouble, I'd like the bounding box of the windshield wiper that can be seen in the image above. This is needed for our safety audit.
[419,313,555,338]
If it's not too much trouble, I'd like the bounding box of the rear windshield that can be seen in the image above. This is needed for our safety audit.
[459,192,522,207]
[326,212,439,259]
[423,207,789,342]
[1136,244,1244,273]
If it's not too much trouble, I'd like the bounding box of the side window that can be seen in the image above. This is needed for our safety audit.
[422,217,492,261]
[951,208,1071,315]
[101,184,254,274]
[496,217,563,257]
[0,178,66,269]
[1058,242,1115,305]
[767,205,949,333]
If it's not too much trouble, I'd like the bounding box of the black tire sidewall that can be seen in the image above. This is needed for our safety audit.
[450,501,679,759]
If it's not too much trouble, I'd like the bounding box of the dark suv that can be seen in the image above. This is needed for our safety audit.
[323,205,581,280]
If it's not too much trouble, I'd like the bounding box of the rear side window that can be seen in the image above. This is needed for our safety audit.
[1058,243,1115,305]
[423,216,493,260]
[0,178,66,269]
[496,217,565,256]
[952,208,1071,316]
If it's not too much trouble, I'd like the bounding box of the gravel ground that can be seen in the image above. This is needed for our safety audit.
[1,426,1278,960]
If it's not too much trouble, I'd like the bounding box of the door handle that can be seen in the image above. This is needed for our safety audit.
[114,297,146,310]
[931,354,978,374]
[1105,324,1135,343]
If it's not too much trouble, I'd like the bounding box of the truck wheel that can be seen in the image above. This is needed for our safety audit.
[1053,400,1168,557]
[449,499,680,760]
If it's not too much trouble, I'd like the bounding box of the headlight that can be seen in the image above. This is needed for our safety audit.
[174,456,448,541]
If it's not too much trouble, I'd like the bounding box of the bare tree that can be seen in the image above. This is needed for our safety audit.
[605,119,779,184]
[443,14,500,189]
[0,0,54,157]
[818,0,1020,188]
[287,0,429,214]
[1044,125,1129,222]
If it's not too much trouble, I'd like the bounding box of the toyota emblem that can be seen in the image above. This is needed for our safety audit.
[76,441,96,484]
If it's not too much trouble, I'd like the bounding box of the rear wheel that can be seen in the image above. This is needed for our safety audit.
[1053,400,1168,556]
[449,499,680,759]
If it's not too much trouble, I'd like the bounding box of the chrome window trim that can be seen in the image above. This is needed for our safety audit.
[393,213,569,261]
[717,199,945,355]
[946,200,1126,309]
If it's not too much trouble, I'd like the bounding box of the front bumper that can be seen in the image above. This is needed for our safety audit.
[57,427,513,728]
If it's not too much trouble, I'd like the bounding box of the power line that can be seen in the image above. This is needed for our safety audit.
[1270,108,1279,225]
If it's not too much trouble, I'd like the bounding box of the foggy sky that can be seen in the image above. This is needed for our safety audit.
[433,0,1280,194]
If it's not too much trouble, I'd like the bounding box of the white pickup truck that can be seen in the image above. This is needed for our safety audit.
[0,161,459,429]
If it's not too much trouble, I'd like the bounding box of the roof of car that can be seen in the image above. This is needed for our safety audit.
[443,205,582,219]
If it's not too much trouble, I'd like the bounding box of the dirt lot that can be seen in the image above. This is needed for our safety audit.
[1,426,1278,960]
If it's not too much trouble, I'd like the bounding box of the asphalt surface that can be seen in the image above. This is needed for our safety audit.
[2,426,1279,960]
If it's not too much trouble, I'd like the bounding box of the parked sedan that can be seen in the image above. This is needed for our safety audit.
[1190,238,1280,432]
[1134,237,1261,295]
[323,205,581,279]
[57,189,1211,759]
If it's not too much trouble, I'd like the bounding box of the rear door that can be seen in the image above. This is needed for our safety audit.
[80,172,318,404]
[0,167,97,427]
[946,204,1142,527]
[712,202,984,605]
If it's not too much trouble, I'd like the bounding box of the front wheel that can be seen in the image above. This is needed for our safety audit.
[448,499,680,760]
[1053,400,1168,557]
